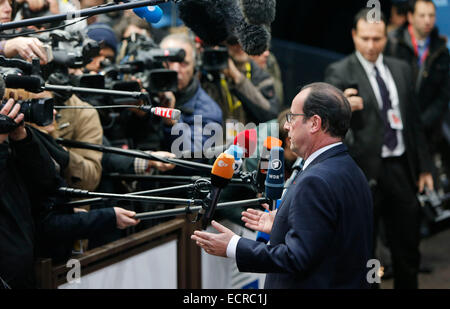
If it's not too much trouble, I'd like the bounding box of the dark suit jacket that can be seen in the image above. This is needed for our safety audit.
[236,144,373,289]
[324,53,432,183]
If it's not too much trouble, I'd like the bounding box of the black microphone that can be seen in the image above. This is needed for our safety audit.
[4,74,44,93]
[177,0,233,46]
[255,136,282,193]
[0,56,33,75]
[239,0,277,26]
[234,22,271,56]
[264,146,284,211]
[199,152,235,229]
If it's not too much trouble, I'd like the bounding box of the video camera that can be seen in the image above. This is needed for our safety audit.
[201,47,229,72]
[101,34,182,94]
[0,97,54,128]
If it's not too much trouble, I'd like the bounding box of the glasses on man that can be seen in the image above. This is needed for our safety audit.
[286,113,306,124]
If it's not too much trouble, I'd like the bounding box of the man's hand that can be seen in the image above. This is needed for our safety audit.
[4,37,48,65]
[0,98,26,143]
[191,220,235,257]
[417,172,434,193]
[223,58,244,85]
[241,203,276,234]
[25,0,47,11]
[148,151,176,172]
[159,92,177,126]
[114,207,140,229]
[343,88,364,112]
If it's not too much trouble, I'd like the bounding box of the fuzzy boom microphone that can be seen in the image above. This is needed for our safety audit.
[239,0,277,26]
[176,0,231,46]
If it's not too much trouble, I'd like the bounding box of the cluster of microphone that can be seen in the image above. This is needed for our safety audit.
[57,128,286,230]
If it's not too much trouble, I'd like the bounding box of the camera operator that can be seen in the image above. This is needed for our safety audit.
[0,0,48,65]
[0,98,60,288]
[159,33,223,156]
[201,36,279,128]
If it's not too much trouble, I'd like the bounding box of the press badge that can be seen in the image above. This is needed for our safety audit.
[387,109,403,130]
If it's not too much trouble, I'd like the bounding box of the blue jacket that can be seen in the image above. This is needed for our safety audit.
[236,144,373,289]
[163,85,223,155]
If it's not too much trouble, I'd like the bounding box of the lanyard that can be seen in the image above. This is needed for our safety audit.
[408,24,430,66]
[221,76,241,112]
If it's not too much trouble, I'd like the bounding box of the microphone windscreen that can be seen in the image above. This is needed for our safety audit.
[265,146,285,200]
[263,136,282,150]
[239,0,277,25]
[151,107,181,120]
[211,153,235,188]
[133,5,163,24]
[233,129,257,158]
[225,145,244,160]
[177,0,231,46]
[4,74,42,93]
[236,22,271,55]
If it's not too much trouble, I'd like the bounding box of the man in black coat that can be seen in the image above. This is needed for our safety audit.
[324,8,433,289]
[0,99,60,289]
[385,0,450,190]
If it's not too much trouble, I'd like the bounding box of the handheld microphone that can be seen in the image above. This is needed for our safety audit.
[199,153,235,229]
[265,146,285,211]
[225,144,244,174]
[150,107,181,120]
[233,128,257,158]
[133,5,163,24]
[255,136,282,193]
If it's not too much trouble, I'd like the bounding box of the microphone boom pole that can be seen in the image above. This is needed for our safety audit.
[56,138,212,171]
[134,197,269,221]
[58,187,202,206]
[0,0,171,31]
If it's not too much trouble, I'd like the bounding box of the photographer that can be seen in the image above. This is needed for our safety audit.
[0,98,60,288]
[201,37,279,127]
[159,33,223,156]
[0,0,48,64]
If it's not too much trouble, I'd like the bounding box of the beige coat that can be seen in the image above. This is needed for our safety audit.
[50,95,103,191]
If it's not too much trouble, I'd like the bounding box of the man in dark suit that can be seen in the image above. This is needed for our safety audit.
[191,82,374,289]
[324,8,434,289]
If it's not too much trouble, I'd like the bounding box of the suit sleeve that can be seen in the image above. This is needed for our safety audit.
[402,63,433,175]
[38,207,116,242]
[236,175,337,274]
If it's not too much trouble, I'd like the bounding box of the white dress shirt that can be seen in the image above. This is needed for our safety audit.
[226,142,342,259]
[355,52,405,158]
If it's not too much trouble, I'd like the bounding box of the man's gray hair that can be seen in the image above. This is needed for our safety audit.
[160,33,197,62]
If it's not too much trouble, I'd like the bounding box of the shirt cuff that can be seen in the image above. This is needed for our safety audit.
[226,235,241,259]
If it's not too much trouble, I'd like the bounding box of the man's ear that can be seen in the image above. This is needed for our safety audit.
[310,115,322,133]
